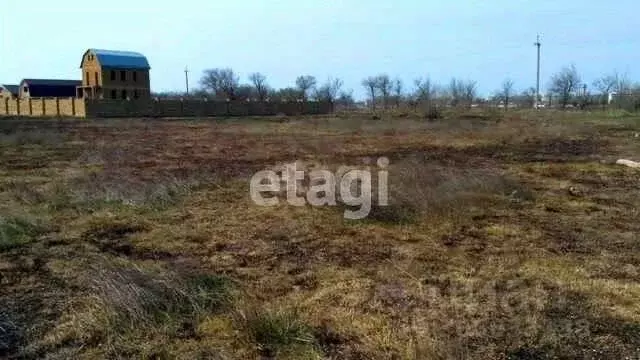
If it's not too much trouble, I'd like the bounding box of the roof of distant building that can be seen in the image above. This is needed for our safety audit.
[82,49,151,70]
[20,79,81,87]
[1,84,19,95]
[19,79,81,97]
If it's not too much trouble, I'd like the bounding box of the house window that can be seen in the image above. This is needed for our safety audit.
[95,72,99,85]
[111,71,116,81]
[111,89,117,99]
[134,89,139,99]
[120,71,126,81]
[86,72,90,85]
[23,86,28,93]
[122,90,127,99]
[133,71,137,82]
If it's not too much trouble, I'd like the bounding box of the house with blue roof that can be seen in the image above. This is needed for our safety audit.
[78,48,151,99]
[19,79,81,98]
[0,84,19,99]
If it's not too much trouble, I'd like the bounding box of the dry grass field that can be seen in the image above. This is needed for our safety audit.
[1,110,639,359]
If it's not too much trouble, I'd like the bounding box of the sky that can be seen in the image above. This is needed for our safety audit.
[1,0,639,99]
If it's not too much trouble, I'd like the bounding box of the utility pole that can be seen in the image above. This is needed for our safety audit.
[534,34,541,109]
[184,66,190,95]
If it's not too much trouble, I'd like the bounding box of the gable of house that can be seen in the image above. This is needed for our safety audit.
[80,49,150,70]
[0,84,19,98]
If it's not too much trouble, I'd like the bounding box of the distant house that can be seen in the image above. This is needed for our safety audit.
[0,84,19,99]
[77,49,151,99]
[19,79,81,98]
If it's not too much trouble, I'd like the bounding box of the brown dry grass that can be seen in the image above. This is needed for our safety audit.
[0,111,639,359]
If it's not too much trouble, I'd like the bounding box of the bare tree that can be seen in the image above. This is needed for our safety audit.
[549,64,581,109]
[449,78,476,107]
[449,78,462,107]
[314,77,343,103]
[191,88,210,99]
[617,73,634,94]
[362,76,378,110]
[249,72,269,101]
[462,80,477,107]
[521,87,537,108]
[272,87,299,102]
[295,75,317,101]
[593,74,617,95]
[414,77,436,103]
[498,78,514,109]
[234,85,254,101]
[412,77,439,111]
[392,78,403,108]
[375,74,393,109]
[200,68,239,99]
[336,90,355,108]
[594,71,633,97]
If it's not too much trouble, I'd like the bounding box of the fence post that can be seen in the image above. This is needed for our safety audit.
[28,98,33,116]
[56,98,60,117]
[42,98,46,116]
[72,97,76,116]
[16,99,20,115]
[3,98,7,115]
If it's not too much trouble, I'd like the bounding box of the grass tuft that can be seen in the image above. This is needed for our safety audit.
[366,203,420,225]
[45,174,200,212]
[240,308,318,358]
[0,128,70,147]
[190,274,236,311]
[0,311,21,356]
[362,158,534,225]
[44,258,235,357]
[0,215,48,251]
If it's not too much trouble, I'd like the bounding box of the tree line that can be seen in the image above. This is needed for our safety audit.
[161,69,354,105]
[151,66,640,110]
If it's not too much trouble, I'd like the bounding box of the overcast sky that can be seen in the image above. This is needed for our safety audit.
[1,0,638,98]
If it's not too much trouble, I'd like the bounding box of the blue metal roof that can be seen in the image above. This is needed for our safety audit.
[2,84,19,96]
[21,79,81,87]
[83,49,150,70]
[19,79,81,97]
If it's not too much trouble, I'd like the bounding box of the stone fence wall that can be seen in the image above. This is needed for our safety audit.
[0,98,332,118]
